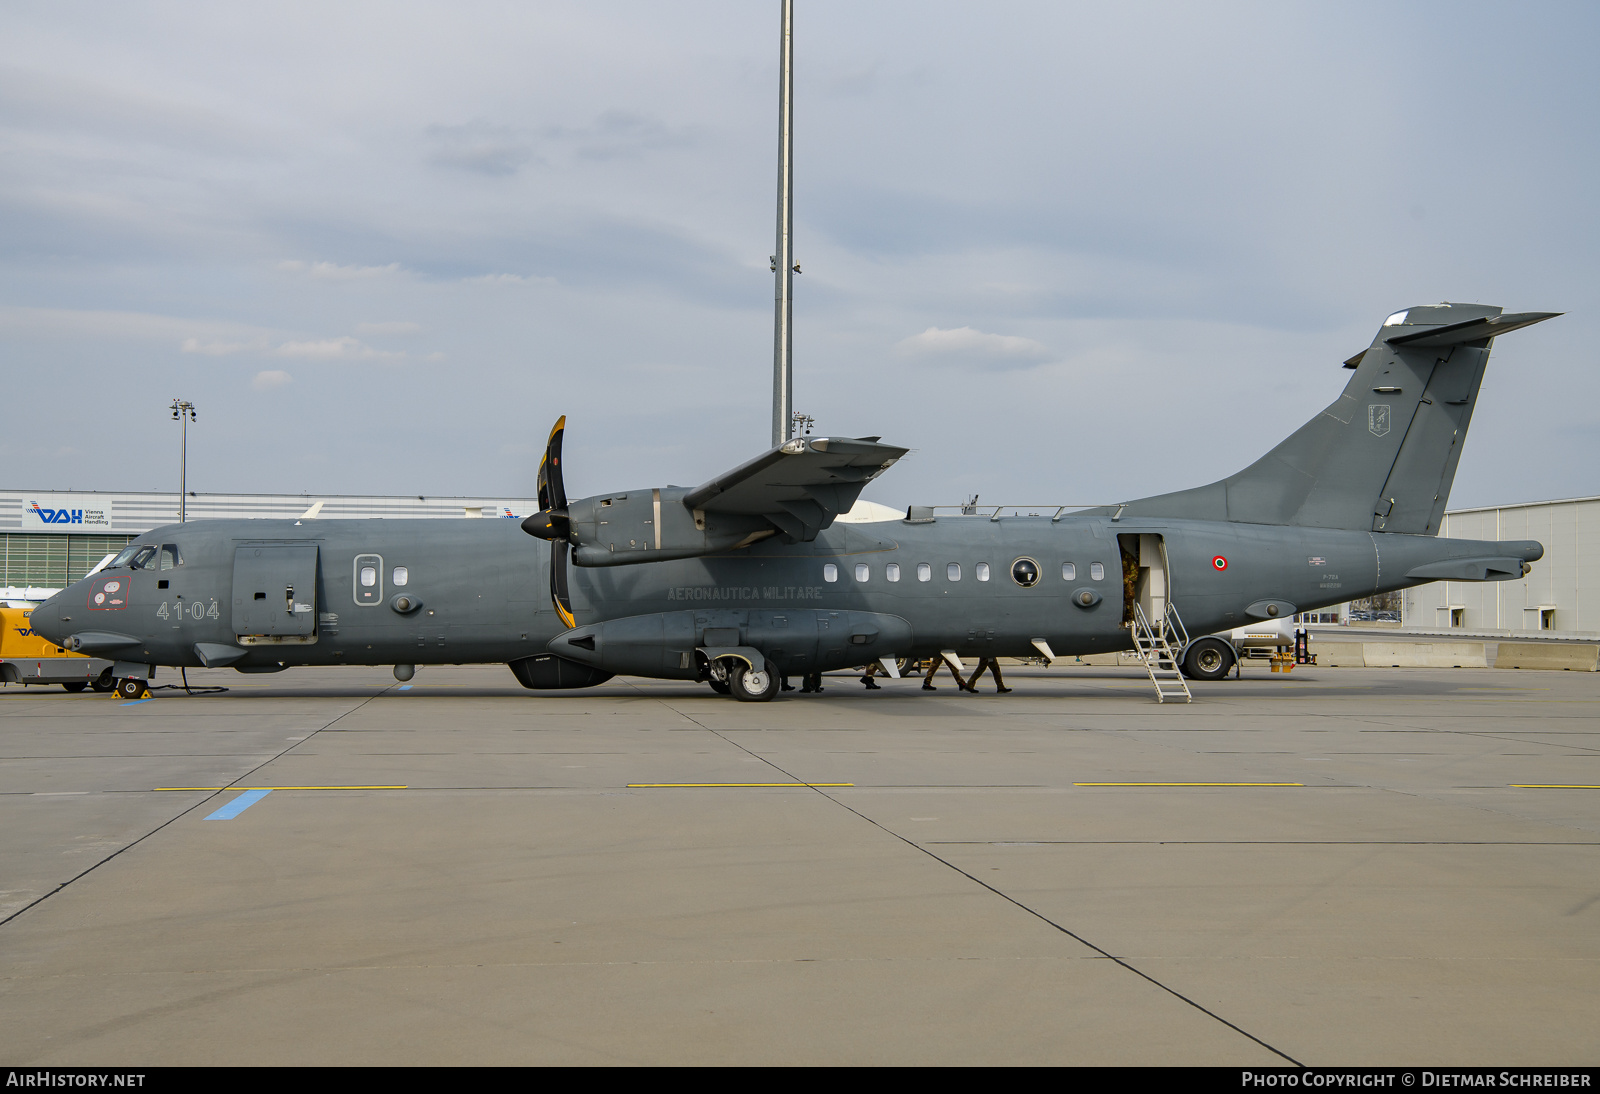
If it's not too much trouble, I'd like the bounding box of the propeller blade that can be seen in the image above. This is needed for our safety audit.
[522,414,572,541]
[550,542,576,630]
[524,415,576,628]
[537,415,566,513]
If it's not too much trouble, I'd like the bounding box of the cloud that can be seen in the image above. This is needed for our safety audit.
[182,337,249,355]
[560,110,695,162]
[426,121,535,176]
[460,272,558,286]
[277,260,402,280]
[893,326,1052,369]
[275,336,400,360]
[426,111,694,177]
[354,321,423,336]
[251,370,292,391]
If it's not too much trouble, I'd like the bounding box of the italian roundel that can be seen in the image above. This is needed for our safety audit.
[1212,556,1228,571]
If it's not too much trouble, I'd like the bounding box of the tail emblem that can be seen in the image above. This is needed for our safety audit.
[1368,405,1391,436]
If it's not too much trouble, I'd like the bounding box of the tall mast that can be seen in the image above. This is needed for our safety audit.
[771,0,795,447]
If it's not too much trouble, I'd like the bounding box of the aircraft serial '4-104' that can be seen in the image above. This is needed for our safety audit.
[30,302,1557,702]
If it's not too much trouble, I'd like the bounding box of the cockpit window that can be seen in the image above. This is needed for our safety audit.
[160,545,182,570]
[127,545,158,570]
[109,544,143,567]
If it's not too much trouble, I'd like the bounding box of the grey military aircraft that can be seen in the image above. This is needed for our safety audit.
[30,302,1555,701]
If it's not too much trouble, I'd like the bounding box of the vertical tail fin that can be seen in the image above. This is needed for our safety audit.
[1105,304,1558,533]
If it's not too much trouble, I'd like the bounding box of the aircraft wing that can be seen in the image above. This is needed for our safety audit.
[684,436,908,541]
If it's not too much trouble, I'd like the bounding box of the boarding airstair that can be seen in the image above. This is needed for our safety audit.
[1131,603,1192,704]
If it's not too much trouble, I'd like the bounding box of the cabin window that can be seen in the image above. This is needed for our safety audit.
[916,563,931,582]
[975,563,990,582]
[947,563,961,581]
[1089,562,1105,581]
[360,566,377,587]
[160,544,182,570]
[886,563,900,582]
[1062,562,1076,581]
[823,564,838,582]
[393,566,409,586]
[855,563,869,582]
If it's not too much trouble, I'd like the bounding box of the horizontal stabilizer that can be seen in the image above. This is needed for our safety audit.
[1405,557,1530,582]
[1387,311,1560,349]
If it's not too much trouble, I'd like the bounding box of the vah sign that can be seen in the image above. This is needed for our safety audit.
[22,494,115,531]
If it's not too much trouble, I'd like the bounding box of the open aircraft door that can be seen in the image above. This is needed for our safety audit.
[232,546,319,638]
[1117,533,1171,626]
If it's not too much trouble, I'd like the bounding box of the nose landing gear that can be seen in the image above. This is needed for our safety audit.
[114,677,149,700]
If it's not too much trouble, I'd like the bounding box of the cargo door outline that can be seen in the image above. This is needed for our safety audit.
[232,546,319,638]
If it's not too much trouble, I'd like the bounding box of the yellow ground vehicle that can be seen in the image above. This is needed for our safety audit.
[0,607,115,692]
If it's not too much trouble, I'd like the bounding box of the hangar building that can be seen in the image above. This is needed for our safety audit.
[1400,495,1599,637]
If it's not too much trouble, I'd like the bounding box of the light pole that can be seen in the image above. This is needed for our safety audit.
[771,0,795,448]
[170,399,196,522]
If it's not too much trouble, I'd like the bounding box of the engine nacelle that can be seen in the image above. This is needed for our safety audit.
[546,608,914,679]
[564,486,773,567]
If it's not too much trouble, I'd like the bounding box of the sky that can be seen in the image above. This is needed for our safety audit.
[2,1,1596,512]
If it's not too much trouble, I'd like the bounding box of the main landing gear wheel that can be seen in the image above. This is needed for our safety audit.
[728,662,780,703]
[61,682,87,693]
[115,678,148,700]
[91,669,115,693]
[1181,637,1235,681]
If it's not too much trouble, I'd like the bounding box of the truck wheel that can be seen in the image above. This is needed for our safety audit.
[62,682,87,693]
[115,678,148,700]
[91,670,115,693]
[728,662,779,702]
[1182,638,1235,681]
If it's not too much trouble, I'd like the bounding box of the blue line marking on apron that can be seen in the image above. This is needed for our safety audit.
[205,788,272,820]
[120,698,154,706]
[399,685,412,691]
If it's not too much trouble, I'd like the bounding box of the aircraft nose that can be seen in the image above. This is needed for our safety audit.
[28,596,65,644]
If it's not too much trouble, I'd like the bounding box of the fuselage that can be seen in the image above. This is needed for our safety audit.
[26,513,1541,680]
